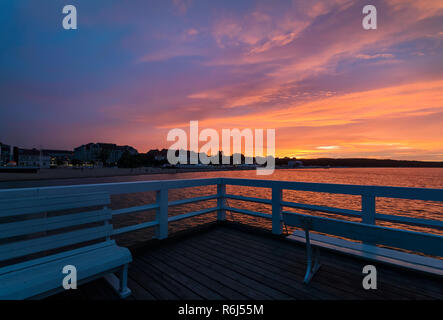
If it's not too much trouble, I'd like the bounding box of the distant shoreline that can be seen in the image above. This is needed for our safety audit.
[0,166,256,183]
[0,166,442,183]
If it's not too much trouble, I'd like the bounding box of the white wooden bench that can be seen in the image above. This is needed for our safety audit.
[0,192,132,299]
[282,212,443,283]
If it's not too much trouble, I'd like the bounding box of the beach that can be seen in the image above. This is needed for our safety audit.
[0,166,258,182]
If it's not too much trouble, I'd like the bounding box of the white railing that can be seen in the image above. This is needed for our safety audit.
[0,178,442,240]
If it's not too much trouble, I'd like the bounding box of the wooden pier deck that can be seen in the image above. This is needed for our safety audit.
[51,223,443,300]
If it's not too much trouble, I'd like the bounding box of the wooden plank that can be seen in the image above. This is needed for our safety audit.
[0,209,111,239]
[375,213,443,230]
[181,238,301,299]
[139,248,250,300]
[168,194,217,207]
[1,245,130,284]
[0,225,112,261]
[80,279,119,300]
[128,262,180,300]
[45,225,443,300]
[131,258,202,299]
[222,178,443,201]
[138,254,224,299]
[112,203,159,216]
[281,201,361,218]
[0,241,116,276]
[225,206,272,219]
[153,242,276,299]
[168,207,217,223]
[0,178,221,199]
[126,277,156,300]
[194,229,378,299]
[112,220,158,236]
[202,229,381,299]
[0,192,110,217]
[206,228,400,299]
[225,194,272,205]
[2,177,442,202]
[217,228,394,294]
[219,227,443,299]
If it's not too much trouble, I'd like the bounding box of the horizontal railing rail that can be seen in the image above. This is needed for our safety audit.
[222,178,443,232]
[0,178,442,240]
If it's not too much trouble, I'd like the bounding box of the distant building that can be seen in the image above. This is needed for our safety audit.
[74,143,138,165]
[43,149,74,167]
[147,149,168,161]
[109,145,138,164]
[288,160,303,168]
[18,149,51,168]
[0,143,12,166]
[0,144,21,166]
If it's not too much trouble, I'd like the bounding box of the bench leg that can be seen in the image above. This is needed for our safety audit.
[118,264,131,298]
[304,229,321,284]
[104,264,131,299]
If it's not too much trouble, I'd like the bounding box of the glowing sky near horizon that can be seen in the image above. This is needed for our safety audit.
[1,0,442,160]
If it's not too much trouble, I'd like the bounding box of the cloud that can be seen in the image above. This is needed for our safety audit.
[317,146,340,150]
[172,0,192,15]
[165,80,443,159]
[187,28,199,36]
[2,0,443,159]
[138,47,202,62]
[355,53,395,60]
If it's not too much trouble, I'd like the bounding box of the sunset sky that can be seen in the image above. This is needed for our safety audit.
[1,0,442,160]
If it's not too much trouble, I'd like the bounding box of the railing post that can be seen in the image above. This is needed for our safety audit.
[217,182,226,221]
[272,186,283,235]
[361,194,376,225]
[156,188,168,240]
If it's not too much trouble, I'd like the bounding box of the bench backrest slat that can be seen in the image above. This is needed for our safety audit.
[0,192,112,263]
[0,192,110,217]
[0,225,112,261]
[283,212,443,257]
[0,209,112,239]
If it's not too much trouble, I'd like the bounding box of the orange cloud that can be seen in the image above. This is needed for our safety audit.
[161,80,443,160]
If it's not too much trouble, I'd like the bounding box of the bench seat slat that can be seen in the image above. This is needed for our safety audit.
[0,192,110,217]
[0,209,112,239]
[1,245,130,284]
[0,244,132,299]
[0,225,112,262]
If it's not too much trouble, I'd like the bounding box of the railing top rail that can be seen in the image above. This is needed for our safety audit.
[221,178,443,202]
[0,178,223,199]
[0,177,441,202]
